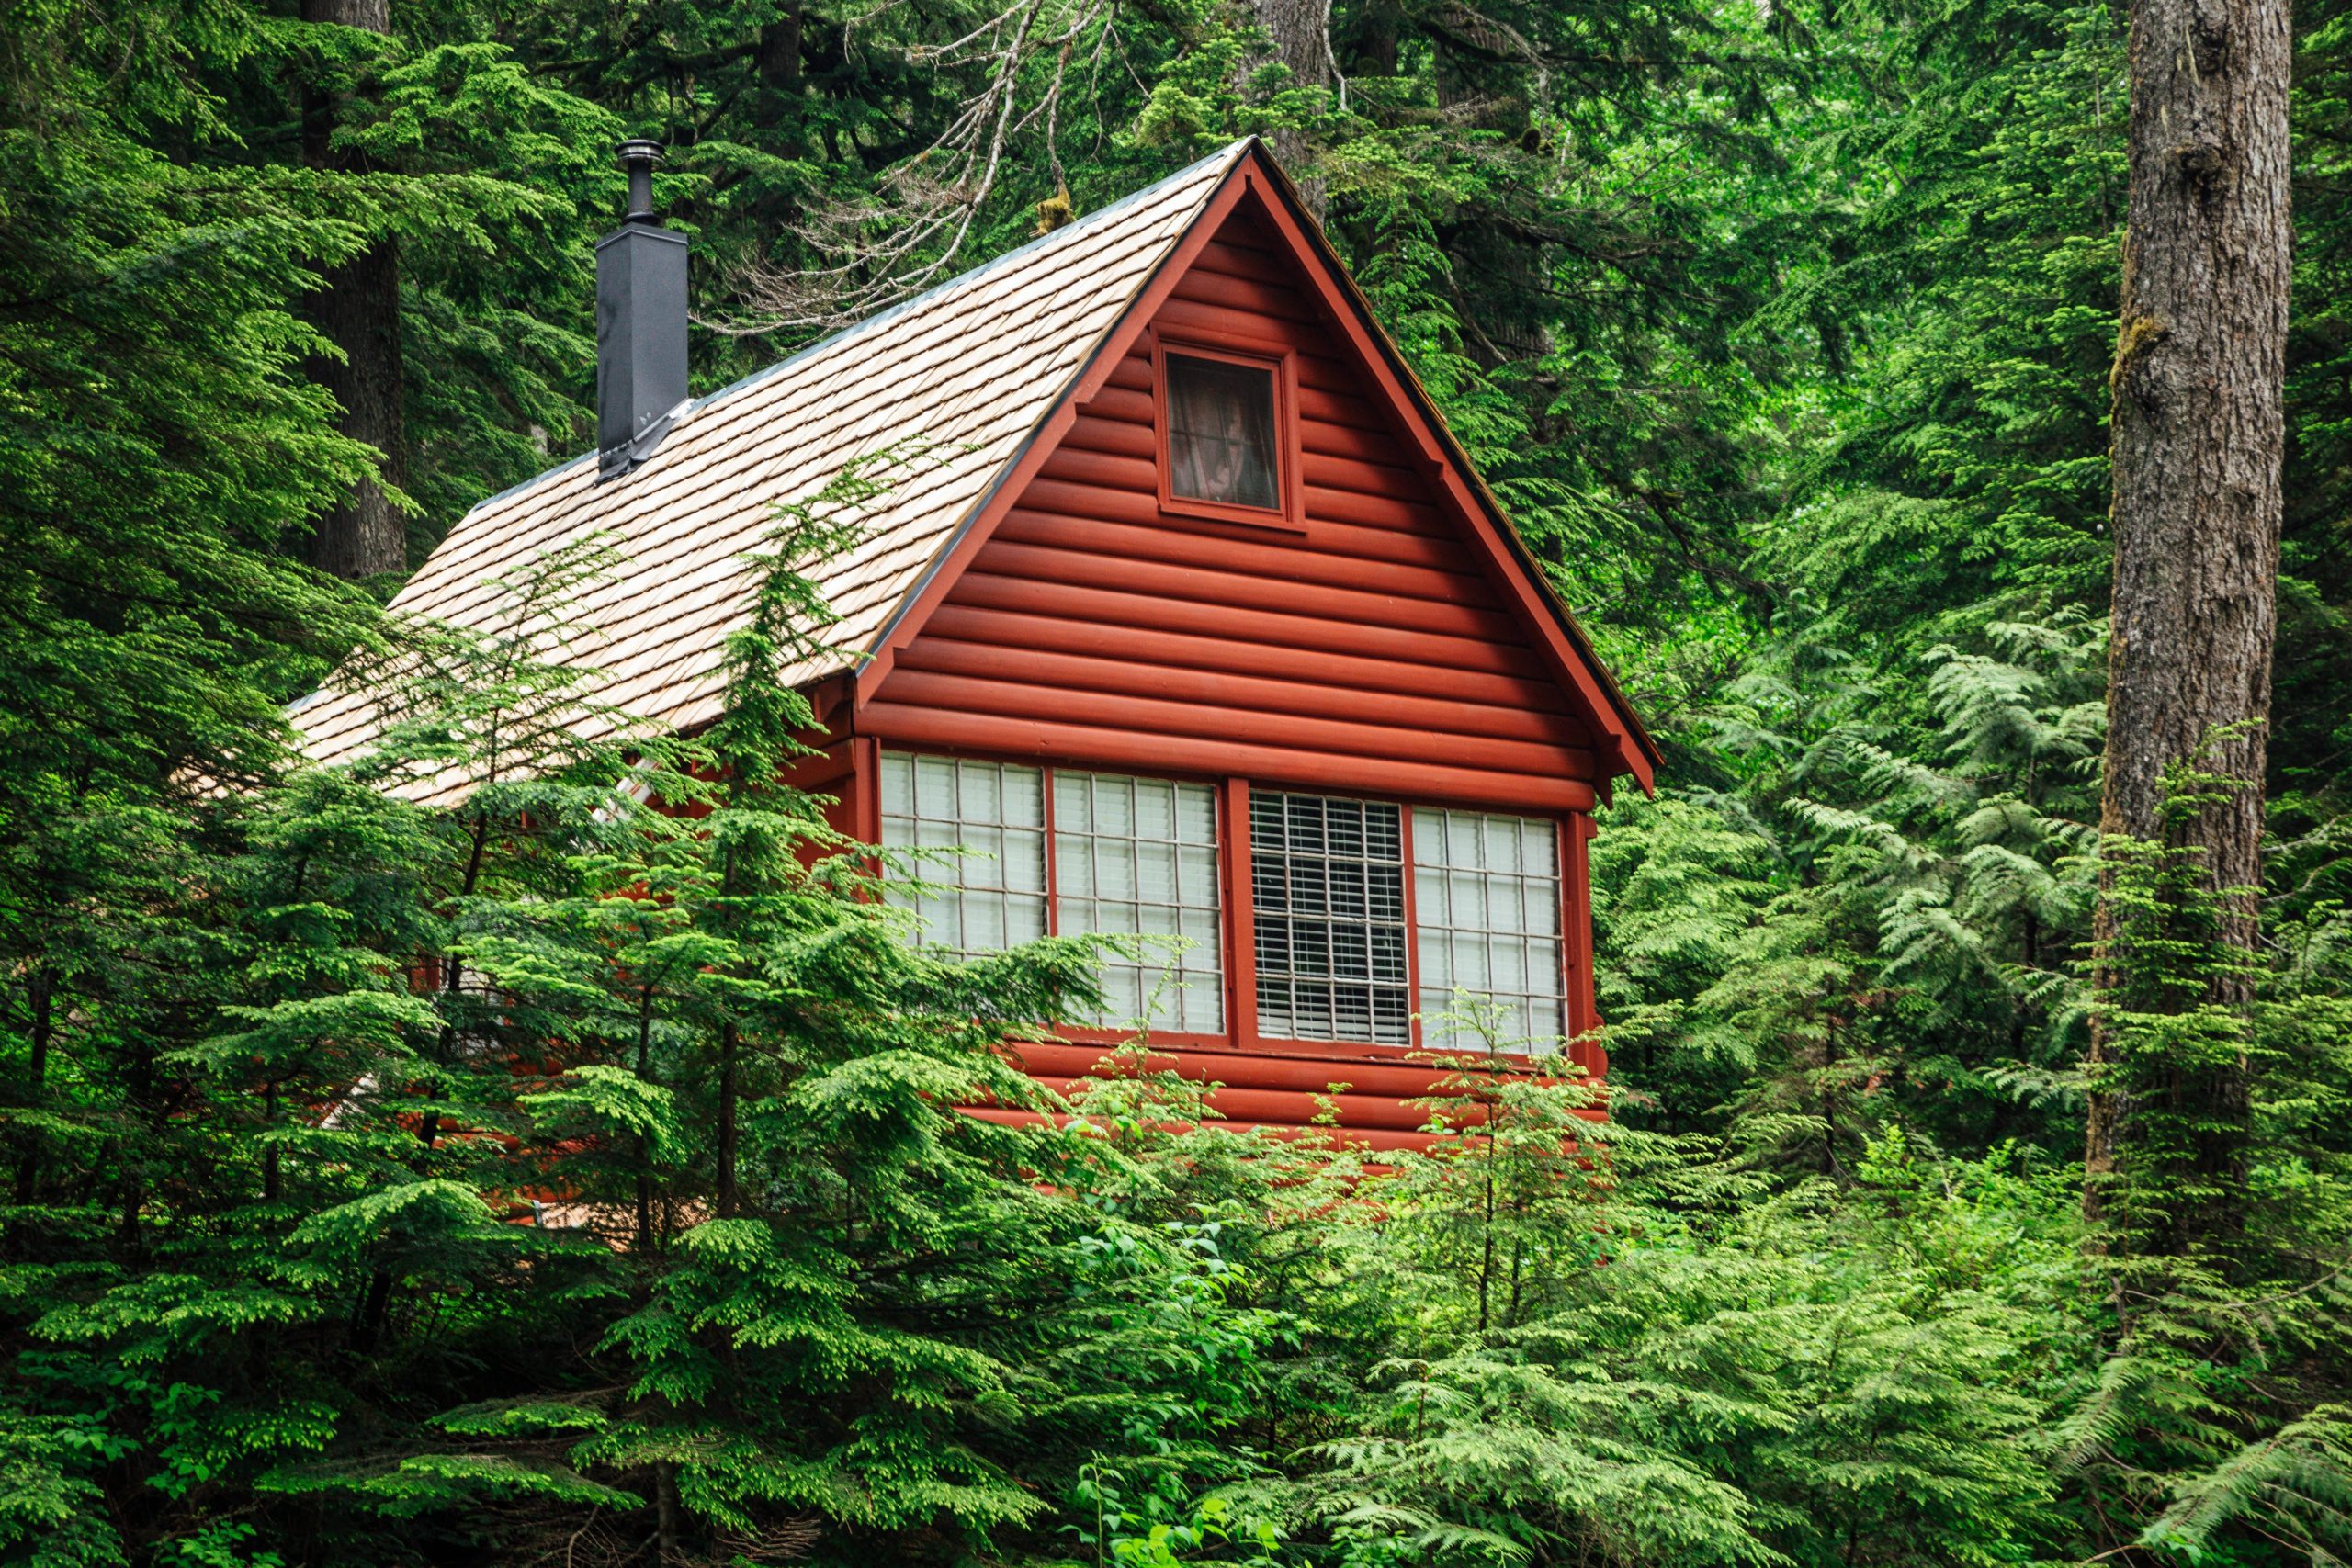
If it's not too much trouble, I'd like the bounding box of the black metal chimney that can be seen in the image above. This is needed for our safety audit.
[595,139,689,482]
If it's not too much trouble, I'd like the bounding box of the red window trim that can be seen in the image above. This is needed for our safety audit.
[1398,804,1425,1054]
[1149,329,1306,535]
[871,743,1581,1062]
[1562,814,1603,1080]
[1223,777,1260,1044]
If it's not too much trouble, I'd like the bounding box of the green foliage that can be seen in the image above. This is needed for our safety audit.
[6,0,2352,1562]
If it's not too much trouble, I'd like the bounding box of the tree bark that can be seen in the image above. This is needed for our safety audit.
[11,967,54,1210]
[301,0,408,580]
[2086,0,2289,1251]
[757,4,804,114]
[635,987,657,1254]
[1250,0,1334,215]
[716,1020,742,1219]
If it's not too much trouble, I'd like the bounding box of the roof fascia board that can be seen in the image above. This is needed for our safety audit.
[1229,152,1659,792]
[854,143,1258,701]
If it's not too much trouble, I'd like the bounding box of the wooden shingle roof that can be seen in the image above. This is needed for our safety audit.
[294,141,1250,791]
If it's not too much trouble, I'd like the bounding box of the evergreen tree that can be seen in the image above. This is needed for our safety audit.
[5,0,2352,1562]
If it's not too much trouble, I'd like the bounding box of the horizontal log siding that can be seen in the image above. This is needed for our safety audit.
[866,209,1599,811]
[859,198,1610,1145]
[960,1104,1464,1155]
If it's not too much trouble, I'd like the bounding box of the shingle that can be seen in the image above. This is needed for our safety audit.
[295,142,1245,800]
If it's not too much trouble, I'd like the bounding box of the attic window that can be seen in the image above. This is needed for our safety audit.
[1165,351,1280,512]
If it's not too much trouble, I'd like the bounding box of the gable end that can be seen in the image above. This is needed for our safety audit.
[857,142,1657,797]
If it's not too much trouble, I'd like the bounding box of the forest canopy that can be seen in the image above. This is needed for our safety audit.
[1,0,2348,1564]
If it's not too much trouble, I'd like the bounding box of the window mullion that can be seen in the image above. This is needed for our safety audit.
[1400,805,1423,1054]
[1042,765,1058,937]
[1225,779,1258,1047]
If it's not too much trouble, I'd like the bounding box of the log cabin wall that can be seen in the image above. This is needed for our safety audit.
[862,205,1603,818]
[850,202,1608,1147]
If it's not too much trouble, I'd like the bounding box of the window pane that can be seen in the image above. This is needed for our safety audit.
[1138,840,1178,903]
[1167,353,1278,510]
[1004,767,1044,828]
[880,751,913,818]
[1055,771,1224,1034]
[1095,775,1134,836]
[879,753,1049,956]
[1179,845,1216,904]
[1005,897,1046,946]
[915,755,956,816]
[1005,829,1046,893]
[959,760,1001,823]
[1412,807,1566,1053]
[1251,791,1409,1045]
[1137,778,1177,839]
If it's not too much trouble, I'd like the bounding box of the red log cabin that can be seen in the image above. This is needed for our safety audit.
[294,137,1659,1152]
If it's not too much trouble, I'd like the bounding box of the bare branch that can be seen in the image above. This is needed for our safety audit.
[709,0,1114,338]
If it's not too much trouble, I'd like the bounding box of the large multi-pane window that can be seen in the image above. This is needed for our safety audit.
[1412,808,1566,1051]
[1055,773,1224,1032]
[877,753,1224,1033]
[877,752,1573,1055]
[878,754,1048,953]
[1250,792,1410,1045]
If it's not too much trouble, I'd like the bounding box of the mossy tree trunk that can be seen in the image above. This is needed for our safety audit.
[2086,0,2290,1257]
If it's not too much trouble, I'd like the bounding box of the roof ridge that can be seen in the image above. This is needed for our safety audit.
[688,138,1251,420]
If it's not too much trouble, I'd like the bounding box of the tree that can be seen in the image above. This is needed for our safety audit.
[300,0,412,580]
[0,0,383,1259]
[1249,0,1336,213]
[2085,0,2292,1256]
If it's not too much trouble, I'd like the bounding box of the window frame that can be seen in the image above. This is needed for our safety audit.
[1149,331,1305,534]
[1408,804,1575,1054]
[867,747,1592,1064]
[1244,785,1415,1049]
[875,750,1238,1049]
[1050,766,1229,1036]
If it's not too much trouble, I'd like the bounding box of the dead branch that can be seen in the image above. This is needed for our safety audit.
[713,0,1117,339]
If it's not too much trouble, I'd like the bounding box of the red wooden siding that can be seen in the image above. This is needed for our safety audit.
[854,198,1609,1149]
[861,207,1601,818]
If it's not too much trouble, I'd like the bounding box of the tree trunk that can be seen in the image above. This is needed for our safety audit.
[1250,0,1334,215]
[756,4,804,130]
[1351,0,1402,75]
[263,1079,283,1205]
[301,0,408,580]
[11,967,54,1209]
[353,1263,395,1352]
[716,1020,741,1219]
[635,988,657,1253]
[2086,0,2289,1251]
[655,1461,682,1562]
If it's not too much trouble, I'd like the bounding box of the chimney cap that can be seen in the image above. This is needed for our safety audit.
[616,138,664,225]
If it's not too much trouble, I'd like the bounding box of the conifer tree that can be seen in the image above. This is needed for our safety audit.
[2086,0,2291,1257]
